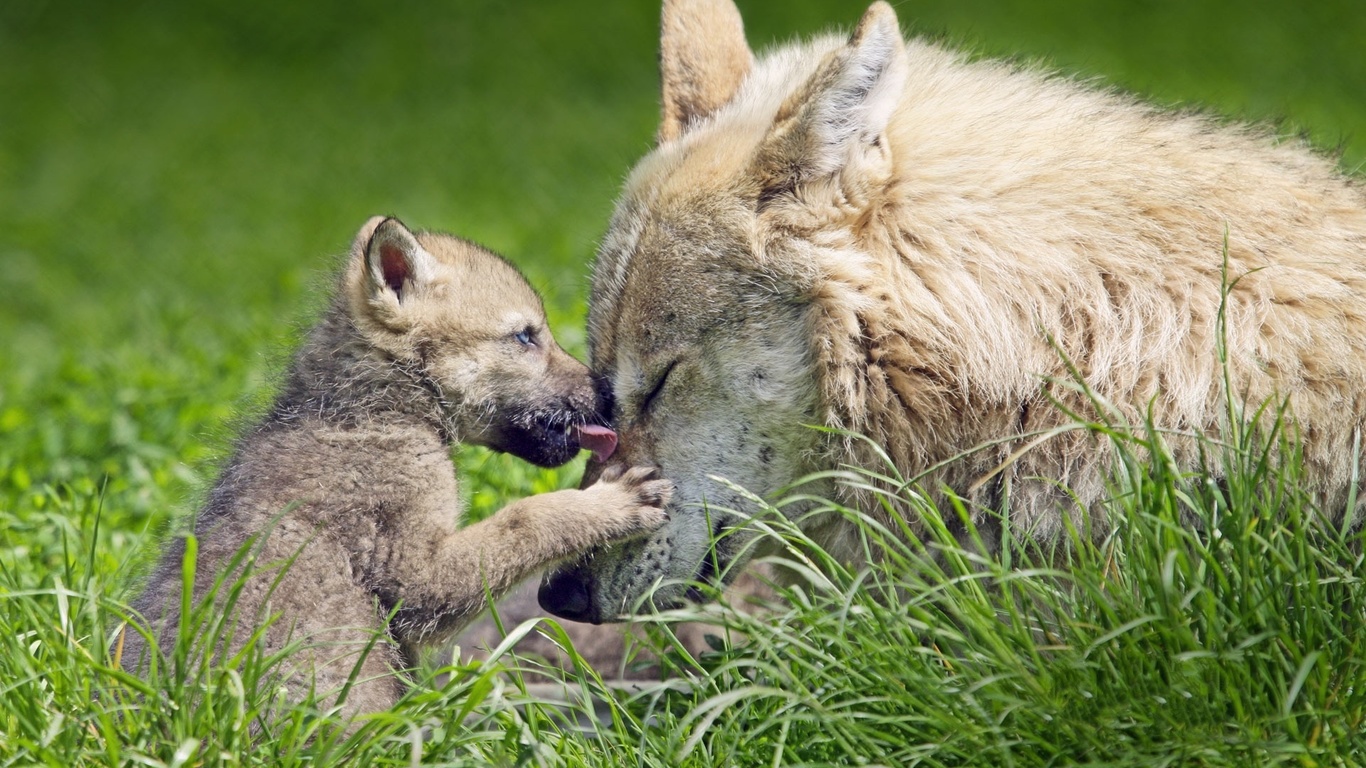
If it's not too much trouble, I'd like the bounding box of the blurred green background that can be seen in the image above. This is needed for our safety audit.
[1,0,1363,580]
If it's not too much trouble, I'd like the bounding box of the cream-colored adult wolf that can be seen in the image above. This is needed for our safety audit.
[538,0,1366,623]
[124,216,670,720]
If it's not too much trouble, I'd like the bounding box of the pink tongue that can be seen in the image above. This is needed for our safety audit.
[573,424,618,463]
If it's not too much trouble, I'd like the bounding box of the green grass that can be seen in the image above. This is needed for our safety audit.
[2,0,1365,764]
[5,380,1365,764]
[642,431,1366,765]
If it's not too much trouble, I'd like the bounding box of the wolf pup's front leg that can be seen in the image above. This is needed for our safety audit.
[380,466,672,651]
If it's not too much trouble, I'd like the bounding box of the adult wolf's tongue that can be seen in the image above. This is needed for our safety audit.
[572,424,618,463]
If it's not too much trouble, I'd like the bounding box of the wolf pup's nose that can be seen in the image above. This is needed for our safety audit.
[572,424,618,463]
[539,570,599,624]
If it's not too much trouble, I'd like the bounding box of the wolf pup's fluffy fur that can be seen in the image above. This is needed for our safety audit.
[124,216,670,719]
[538,0,1366,623]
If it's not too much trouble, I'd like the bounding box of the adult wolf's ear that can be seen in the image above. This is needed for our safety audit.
[758,2,907,183]
[658,0,753,143]
[355,216,436,306]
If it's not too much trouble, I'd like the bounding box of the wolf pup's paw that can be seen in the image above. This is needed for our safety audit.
[584,465,673,540]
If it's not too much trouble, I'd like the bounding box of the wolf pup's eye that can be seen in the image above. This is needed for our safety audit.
[514,327,535,347]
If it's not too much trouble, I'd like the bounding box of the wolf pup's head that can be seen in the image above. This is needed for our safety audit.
[343,216,616,468]
[538,0,909,622]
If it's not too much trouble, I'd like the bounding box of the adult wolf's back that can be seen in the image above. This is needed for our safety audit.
[539,0,1366,623]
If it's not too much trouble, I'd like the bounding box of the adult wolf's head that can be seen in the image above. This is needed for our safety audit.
[539,0,910,622]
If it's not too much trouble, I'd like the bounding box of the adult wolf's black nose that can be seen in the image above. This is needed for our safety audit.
[539,570,599,624]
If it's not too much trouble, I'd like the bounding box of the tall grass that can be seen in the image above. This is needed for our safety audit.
[5,385,1365,765]
[640,423,1365,765]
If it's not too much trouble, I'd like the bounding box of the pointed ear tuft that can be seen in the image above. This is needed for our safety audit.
[360,217,434,304]
[842,2,907,142]
[764,2,908,181]
[351,215,389,255]
[659,0,753,143]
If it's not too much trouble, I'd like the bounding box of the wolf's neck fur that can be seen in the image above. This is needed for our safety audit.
[267,297,452,441]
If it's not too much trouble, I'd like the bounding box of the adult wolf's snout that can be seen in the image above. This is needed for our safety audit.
[538,568,598,624]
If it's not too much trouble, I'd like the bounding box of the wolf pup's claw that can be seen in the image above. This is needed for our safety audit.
[584,464,674,538]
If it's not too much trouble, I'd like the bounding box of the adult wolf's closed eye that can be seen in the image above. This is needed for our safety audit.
[538,0,1366,623]
[639,360,677,415]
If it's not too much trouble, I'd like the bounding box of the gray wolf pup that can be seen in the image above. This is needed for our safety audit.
[123,216,670,720]
[538,0,1366,623]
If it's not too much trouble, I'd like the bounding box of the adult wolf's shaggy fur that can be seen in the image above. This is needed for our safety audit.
[124,217,670,720]
[539,0,1366,623]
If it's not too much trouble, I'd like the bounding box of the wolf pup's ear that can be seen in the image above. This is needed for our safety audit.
[759,2,907,183]
[358,217,436,305]
[658,0,753,143]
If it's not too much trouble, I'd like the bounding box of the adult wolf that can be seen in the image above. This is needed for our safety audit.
[538,0,1366,623]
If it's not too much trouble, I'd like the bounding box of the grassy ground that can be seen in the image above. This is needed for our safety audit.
[2,0,1364,764]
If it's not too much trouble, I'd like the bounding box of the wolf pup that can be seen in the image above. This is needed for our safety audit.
[123,216,670,721]
[539,0,1366,623]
